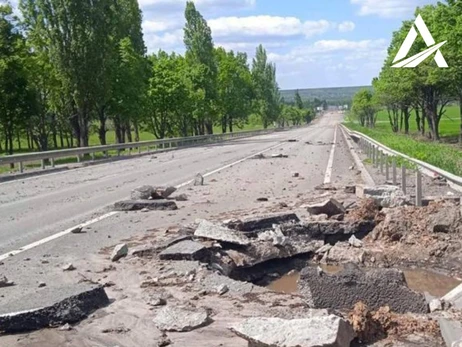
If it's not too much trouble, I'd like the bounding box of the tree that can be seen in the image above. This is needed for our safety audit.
[184,1,217,135]
[252,45,281,128]
[215,48,253,132]
[0,4,30,157]
[351,90,378,128]
[295,90,304,110]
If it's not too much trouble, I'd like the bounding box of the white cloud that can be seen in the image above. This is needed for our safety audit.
[350,0,436,18]
[145,29,184,52]
[338,21,355,32]
[208,16,333,39]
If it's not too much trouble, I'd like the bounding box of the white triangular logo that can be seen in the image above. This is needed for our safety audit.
[392,14,448,68]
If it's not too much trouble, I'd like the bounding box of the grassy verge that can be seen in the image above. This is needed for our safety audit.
[345,122,462,177]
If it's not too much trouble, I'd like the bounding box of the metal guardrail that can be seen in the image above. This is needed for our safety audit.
[0,127,281,173]
[341,125,462,204]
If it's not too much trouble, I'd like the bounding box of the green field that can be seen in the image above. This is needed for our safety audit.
[345,106,462,176]
[370,106,461,139]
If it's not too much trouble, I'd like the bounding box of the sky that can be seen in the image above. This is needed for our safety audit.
[2,0,438,89]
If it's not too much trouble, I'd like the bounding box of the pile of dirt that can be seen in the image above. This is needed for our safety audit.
[348,302,440,344]
[345,198,382,222]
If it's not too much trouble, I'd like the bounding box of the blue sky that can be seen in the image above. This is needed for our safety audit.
[2,0,438,89]
[139,0,438,89]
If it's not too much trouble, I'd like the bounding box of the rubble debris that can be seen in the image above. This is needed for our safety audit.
[58,323,72,331]
[70,226,83,234]
[257,226,288,247]
[153,306,210,332]
[292,172,300,178]
[131,185,155,200]
[356,185,408,208]
[298,220,375,243]
[158,333,172,347]
[230,315,355,347]
[0,275,14,288]
[216,284,229,295]
[230,213,300,232]
[101,326,131,334]
[194,220,250,246]
[348,235,363,248]
[287,139,298,142]
[0,284,109,333]
[306,198,345,217]
[442,283,462,310]
[194,174,204,186]
[298,264,428,313]
[257,197,269,202]
[344,186,356,194]
[62,263,76,272]
[174,194,188,202]
[315,244,332,255]
[154,186,177,200]
[348,302,385,343]
[429,299,442,312]
[430,207,460,233]
[159,240,208,261]
[252,153,266,160]
[114,200,178,211]
[147,294,167,307]
[271,153,289,158]
[38,282,47,288]
[315,184,337,191]
[346,198,380,222]
[111,244,128,262]
[321,242,364,264]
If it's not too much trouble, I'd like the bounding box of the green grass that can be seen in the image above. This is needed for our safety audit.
[345,121,462,177]
[372,105,461,139]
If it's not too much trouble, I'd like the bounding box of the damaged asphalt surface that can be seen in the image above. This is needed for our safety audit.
[1,112,462,346]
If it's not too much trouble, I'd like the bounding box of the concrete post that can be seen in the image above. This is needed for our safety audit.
[401,164,407,195]
[41,159,46,169]
[91,152,95,161]
[19,161,24,173]
[392,157,397,185]
[416,170,423,207]
[51,158,55,168]
[385,155,390,181]
[380,151,384,174]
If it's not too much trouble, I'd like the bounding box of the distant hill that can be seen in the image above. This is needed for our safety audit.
[281,86,373,105]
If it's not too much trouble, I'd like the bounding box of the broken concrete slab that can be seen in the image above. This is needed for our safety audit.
[439,318,462,347]
[441,283,462,310]
[153,306,210,332]
[174,193,188,202]
[111,244,128,262]
[430,207,461,233]
[271,153,289,158]
[154,186,177,199]
[348,235,363,248]
[159,240,208,261]
[230,213,300,233]
[114,200,178,211]
[131,185,155,200]
[356,185,407,208]
[298,264,428,314]
[321,242,364,264]
[296,220,375,242]
[230,315,355,347]
[194,220,250,246]
[0,284,109,333]
[306,199,346,218]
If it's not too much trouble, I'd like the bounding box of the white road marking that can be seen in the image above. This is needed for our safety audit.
[323,125,338,185]
[0,133,299,261]
[0,212,118,262]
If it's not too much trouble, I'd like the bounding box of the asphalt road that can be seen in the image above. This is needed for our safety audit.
[0,112,358,315]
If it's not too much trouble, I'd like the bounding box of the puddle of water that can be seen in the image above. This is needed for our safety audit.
[267,266,461,297]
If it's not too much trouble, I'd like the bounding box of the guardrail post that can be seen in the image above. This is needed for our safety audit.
[117,149,121,157]
[41,159,46,169]
[76,155,81,163]
[19,162,24,173]
[385,155,390,181]
[401,164,407,195]
[416,170,422,207]
[379,151,384,174]
[91,152,95,161]
[104,151,108,158]
[138,147,141,154]
[392,157,397,185]
[51,158,55,168]
[373,146,377,168]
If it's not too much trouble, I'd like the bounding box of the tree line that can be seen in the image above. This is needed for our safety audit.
[0,1,314,156]
[351,0,462,143]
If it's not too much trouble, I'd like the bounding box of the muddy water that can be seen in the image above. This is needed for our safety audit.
[267,266,461,297]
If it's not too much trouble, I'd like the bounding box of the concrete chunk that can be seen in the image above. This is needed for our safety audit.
[298,264,428,314]
[231,213,300,232]
[307,199,345,217]
[442,283,462,309]
[111,244,128,262]
[230,315,355,347]
[114,200,178,211]
[439,318,462,347]
[356,185,407,208]
[153,306,210,332]
[159,240,208,261]
[0,285,109,333]
[195,220,250,246]
[131,185,155,200]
